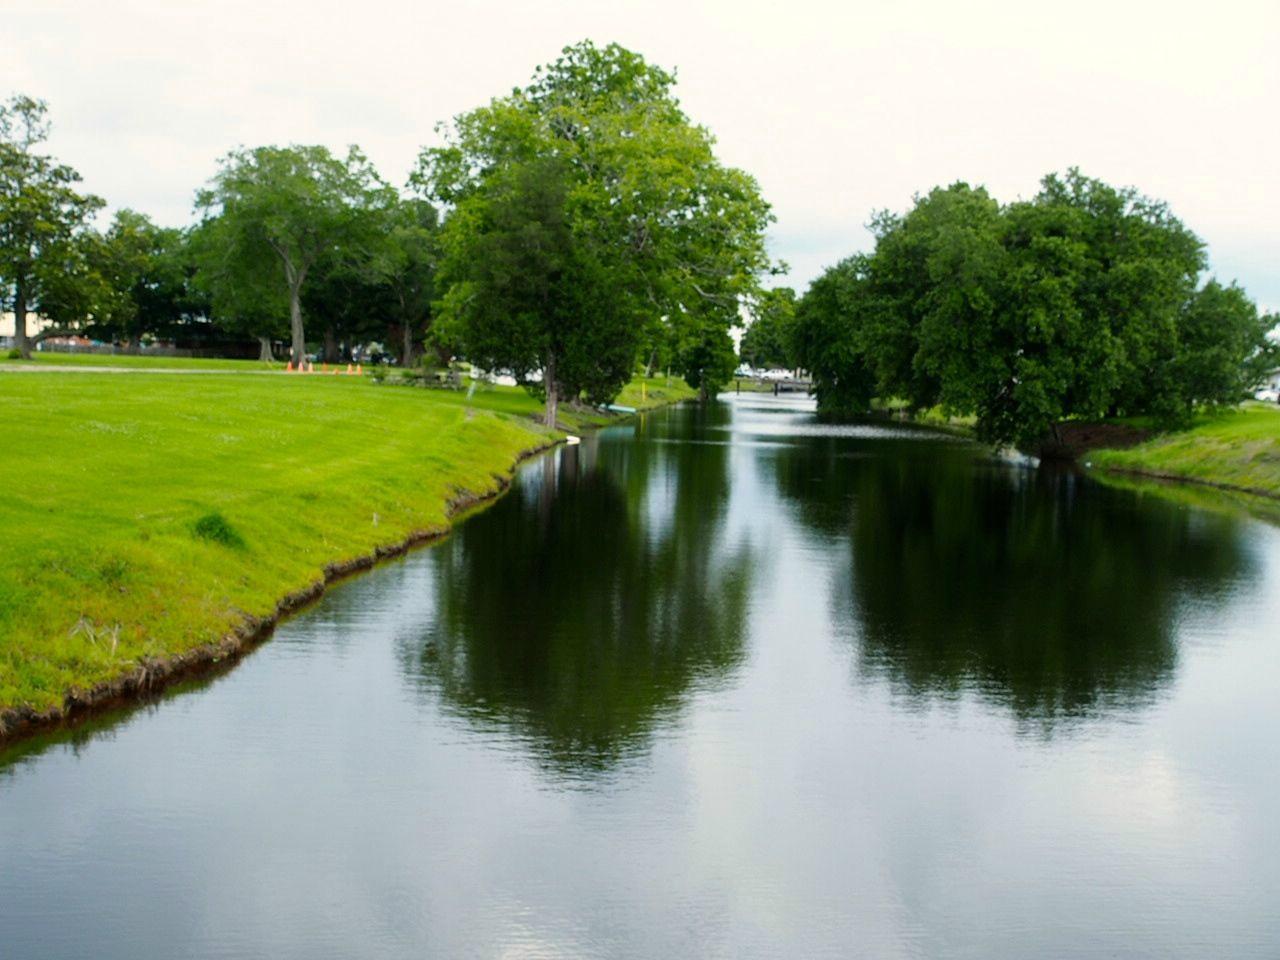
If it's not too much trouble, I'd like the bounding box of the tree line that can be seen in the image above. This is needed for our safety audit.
[789,172,1278,447]
[0,94,446,369]
[1,42,775,424]
[5,47,1274,439]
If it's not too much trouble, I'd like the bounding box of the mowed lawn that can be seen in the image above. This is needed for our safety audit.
[16,352,280,370]
[0,373,571,713]
[1092,402,1280,498]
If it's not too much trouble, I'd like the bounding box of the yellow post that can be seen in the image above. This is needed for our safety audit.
[642,381,647,402]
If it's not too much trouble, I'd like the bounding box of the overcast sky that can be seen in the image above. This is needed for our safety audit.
[7,0,1278,308]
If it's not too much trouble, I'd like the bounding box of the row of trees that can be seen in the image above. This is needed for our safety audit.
[1,94,446,368]
[791,171,1277,447]
[1,43,777,424]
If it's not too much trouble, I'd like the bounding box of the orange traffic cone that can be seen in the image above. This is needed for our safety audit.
[356,364,363,375]
[346,363,354,375]
[286,360,293,372]
[307,361,314,373]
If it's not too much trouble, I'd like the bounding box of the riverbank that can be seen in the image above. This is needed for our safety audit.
[0,371,693,741]
[879,399,1280,501]
[1090,403,1280,499]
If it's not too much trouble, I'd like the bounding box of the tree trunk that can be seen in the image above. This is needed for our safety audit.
[402,320,416,368]
[544,352,559,428]
[13,275,29,359]
[288,282,306,365]
[257,336,273,362]
[643,347,658,379]
[323,326,339,364]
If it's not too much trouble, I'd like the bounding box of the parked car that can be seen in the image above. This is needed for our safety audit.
[1255,388,1280,403]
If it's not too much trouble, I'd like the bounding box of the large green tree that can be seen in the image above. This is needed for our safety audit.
[796,170,1277,447]
[417,40,773,424]
[433,156,629,425]
[1172,280,1278,405]
[674,301,739,401]
[0,95,103,357]
[188,212,287,360]
[376,197,439,366]
[791,256,878,414]
[79,210,202,345]
[195,145,394,364]
[739,286,797,370]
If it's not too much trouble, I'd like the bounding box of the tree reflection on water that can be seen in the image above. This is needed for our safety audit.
[770,433,1256,730]
[400,428,755,778]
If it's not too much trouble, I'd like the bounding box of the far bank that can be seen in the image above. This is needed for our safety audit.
[1087,403,1280,500]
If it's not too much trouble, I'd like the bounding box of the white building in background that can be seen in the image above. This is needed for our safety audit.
[0,311,52,340]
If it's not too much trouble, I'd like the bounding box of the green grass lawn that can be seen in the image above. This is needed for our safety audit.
[15,352,280,370]
[0,371,691,716]
[1091,402,1280,498]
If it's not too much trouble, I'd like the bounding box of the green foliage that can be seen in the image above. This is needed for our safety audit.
[378,198,440,364]
[791,257,877,414]
[0,94,105,356]
[82,210,205,344]
[194,144,397,362]
[796,170,1278,446]
[739,287,797,369]
[417,40,774,420]
[674,302,739,400]
[1173,281,1278,410]
[432,155,635,420]
[5,348,20,360]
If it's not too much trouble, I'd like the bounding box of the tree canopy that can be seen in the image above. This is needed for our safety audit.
[6,80,1272,428]
[0,94,104,357]
[194,144,396,364]
[416,40,774,423]
[795,170,1278,447]
[739,286,797,370]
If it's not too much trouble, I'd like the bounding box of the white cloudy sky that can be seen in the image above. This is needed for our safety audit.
[6,0,1278,307]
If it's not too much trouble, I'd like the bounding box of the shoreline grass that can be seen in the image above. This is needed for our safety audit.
[0,371,693,720]
[1090,402,1280,499]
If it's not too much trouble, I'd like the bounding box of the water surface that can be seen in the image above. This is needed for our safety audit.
[3,396,1278,958]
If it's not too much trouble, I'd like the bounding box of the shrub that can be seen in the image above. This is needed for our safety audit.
[6,348,21,360]
[398,368,425,384]
[192,511,246,548]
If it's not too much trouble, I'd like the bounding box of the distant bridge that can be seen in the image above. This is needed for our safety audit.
[733,376,814,395]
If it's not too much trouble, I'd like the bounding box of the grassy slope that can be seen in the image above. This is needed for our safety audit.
[1091,402,1280,498]
[0,372,691,713]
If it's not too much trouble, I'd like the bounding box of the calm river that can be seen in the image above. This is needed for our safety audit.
[3,395,1279,959]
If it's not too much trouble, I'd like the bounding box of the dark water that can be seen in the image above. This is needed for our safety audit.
[3,396,1279,959]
